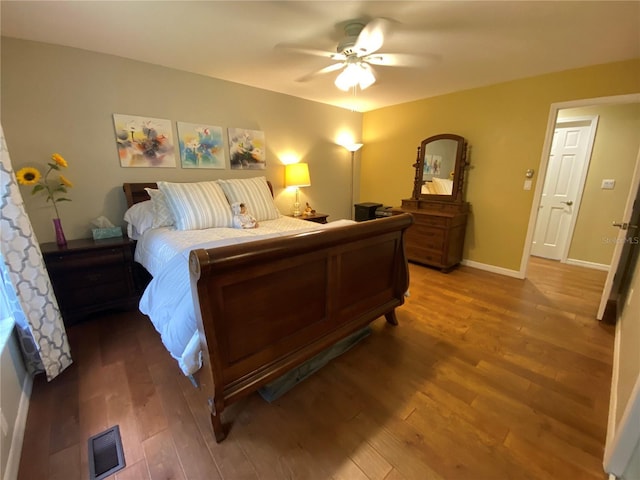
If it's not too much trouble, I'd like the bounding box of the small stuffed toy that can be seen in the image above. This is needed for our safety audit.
[231,202,258,229]
[303,202,316,216]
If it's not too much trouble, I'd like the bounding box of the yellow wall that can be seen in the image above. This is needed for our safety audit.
[559,104,640,265]
[362,60,640,271]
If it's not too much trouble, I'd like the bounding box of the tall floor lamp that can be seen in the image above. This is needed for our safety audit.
[285,162,311,216]
[344,143,363,219]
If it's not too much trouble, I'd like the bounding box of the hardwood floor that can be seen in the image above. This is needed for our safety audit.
[18,257,614,480]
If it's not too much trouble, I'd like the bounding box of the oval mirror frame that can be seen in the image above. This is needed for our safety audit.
[411,133,468,202]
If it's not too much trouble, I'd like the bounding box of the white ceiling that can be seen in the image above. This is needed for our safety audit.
[1,1,639,112]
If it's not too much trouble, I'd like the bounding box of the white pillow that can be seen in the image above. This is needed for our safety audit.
[144,188,174,228]
[123,200,154,240]
[217,176,280,221]
[431,177,454,195]
[157,180,233,230]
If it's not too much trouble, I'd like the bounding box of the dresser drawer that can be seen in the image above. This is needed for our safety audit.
[406,244,443,266]
[406,224,445,250]
[413,214,448,227]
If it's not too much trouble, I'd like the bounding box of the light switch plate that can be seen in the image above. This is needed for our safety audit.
[601,179,616,189]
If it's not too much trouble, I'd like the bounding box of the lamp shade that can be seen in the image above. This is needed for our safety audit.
[345,143,363,152]
[285,163,311,188]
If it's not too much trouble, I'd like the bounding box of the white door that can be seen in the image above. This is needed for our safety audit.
[597,147,640,320]
[531,120,595,259]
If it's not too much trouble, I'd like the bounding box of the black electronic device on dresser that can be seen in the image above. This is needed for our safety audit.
[393,133,470,272]
[354,202,383,222]
[40,237,145,326]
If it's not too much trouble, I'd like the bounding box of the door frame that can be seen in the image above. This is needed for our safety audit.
[519,93,640,278]
[531,115,598,262]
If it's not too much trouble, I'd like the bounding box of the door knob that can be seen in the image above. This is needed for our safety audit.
[613,222,639,230]
[561,200,573,206]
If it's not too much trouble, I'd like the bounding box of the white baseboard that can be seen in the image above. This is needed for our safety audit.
[460,259,524,279]
[4,373,32,480]
[565,258,610,271]
[461,257,608,278]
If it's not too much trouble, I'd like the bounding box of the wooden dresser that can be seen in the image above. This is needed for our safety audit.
[395,133,471,272]
[394,199,469,272]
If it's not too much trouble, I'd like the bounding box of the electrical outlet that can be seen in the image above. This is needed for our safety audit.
[601,179,616,190]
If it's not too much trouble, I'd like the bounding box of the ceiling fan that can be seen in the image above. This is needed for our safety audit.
[279,18,424,92]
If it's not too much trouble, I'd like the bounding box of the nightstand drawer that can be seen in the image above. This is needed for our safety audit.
[45,248,126,270]
[56,277,130,309]
[50,263,128,288]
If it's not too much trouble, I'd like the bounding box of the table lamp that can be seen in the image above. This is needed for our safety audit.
[285,163,311,216]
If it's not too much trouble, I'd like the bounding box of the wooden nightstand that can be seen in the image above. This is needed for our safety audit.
[40,237,141,326]
[289,213,329,224]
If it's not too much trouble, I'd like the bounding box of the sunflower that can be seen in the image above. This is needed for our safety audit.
[51,153,67,168]
[16,167,42,186]
[16,153,73,221]
[59,175,73,188]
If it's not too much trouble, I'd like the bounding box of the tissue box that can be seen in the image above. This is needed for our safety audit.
[92,227,123,240]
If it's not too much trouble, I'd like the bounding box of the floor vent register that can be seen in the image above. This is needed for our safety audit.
[88,425,126,480]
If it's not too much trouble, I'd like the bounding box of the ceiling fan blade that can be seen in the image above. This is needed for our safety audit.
[295,62,345,83]
[363,52,442,68]
[275,43,346,61]
[353,18,389,56]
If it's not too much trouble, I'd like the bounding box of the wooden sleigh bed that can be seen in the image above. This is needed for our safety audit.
[123,181,413,442]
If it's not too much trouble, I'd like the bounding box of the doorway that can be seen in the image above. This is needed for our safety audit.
[530,116,598,261]
[520,93,640,278]
[521,93,640,480]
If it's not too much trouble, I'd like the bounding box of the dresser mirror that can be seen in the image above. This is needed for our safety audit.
[411,133,468,203]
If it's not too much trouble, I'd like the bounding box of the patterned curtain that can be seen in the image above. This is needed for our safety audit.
[0,125,72,380]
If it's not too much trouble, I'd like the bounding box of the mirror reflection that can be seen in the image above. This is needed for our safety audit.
[411,133,468,202]
[421,139,459,195]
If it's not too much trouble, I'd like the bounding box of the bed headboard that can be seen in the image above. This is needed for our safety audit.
[123,180,274,208]
[123,182,158,207]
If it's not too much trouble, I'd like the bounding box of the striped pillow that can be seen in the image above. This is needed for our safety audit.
[157,181,233,230]
[217,177,280,221]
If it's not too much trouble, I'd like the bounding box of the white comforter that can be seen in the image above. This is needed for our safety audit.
[138,217,355,375]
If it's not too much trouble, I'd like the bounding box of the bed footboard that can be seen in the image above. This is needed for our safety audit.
[189,213,413,441]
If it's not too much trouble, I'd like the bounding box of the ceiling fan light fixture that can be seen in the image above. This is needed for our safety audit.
[335,63,360,91]
[358,62,376,90]
[334,61,376,92]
